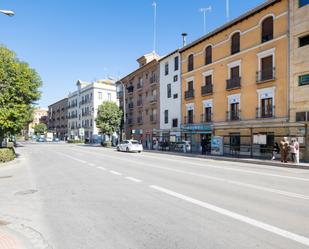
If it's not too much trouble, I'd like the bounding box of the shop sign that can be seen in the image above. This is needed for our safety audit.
[181,124,212,131]
[253,134,267,145]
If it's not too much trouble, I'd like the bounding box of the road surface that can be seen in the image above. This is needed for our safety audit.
[0,143,309,249]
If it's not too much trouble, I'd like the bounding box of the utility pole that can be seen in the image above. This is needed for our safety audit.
[199,6,212,34]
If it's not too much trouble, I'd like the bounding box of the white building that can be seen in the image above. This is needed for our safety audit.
[159,50,181,138]
[67,79,117,141]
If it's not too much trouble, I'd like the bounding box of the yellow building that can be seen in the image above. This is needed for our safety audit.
[179,0,306,159]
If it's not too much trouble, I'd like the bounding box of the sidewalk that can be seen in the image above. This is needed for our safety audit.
[0,228,21,249]
[144,150,309,170]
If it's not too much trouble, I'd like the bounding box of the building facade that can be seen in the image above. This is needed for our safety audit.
[159,50,182,140]
[48,98,68,140]
[67,79,117,142]
[179,0,299,158]
[118,52,160,149]
[289,0,309,160]
[28,108,48,137]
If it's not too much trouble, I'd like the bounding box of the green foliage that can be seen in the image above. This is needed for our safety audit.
[33,123,47,135]
[0,45,42,144]
[96,101,122,136]
[0,148,15,163]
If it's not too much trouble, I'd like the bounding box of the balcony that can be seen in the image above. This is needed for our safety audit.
[150,76,157,85]
[226,77,241,90]
[201,84,213,96]
[137,99,143,107]
[184,116,195,124]
[128,102,134,109]
[150,114,157,123]
[226,110,241,121]
[256,106,275,119]
[184,89,195,99]
[149,95,157,104]
[137,82,143,90]
[127,86,134,94]
[137,116,143,124]
[256,68,276,83]
[201,113,212,123]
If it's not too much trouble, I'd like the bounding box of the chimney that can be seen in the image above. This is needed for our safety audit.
[181,33,188,47]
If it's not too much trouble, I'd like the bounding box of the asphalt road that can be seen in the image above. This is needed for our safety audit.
[0,143,309,249]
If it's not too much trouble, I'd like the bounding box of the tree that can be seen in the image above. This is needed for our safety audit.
[0,46,42,145]
[96,101,122,139]
[33,123,47,135]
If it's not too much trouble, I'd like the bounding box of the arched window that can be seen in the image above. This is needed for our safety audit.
[188,54,194,72]
[205,46,212,65]
[231,32,240,55]
[261,16,274,43]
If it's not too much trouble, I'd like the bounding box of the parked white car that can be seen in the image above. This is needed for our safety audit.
[117,140,143,153]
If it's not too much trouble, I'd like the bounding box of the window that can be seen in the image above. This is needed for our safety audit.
[164,110,169,124]
[299,0,309,7]
[230,133,240,149]
[98,92,102,100]
[188,54,194,72]
[299,35,309,47]
[204,107,212,122]
[205,75,212,86]
[165,63,169,76]
[107,93,111,101]
[261,55,274,81]
[167,84,172,98]
[172,118,178,128]
[187,81,194,91]
[174,56,179,71]
[296,112,306,121]
[173,93,178,99]
[231,33,240,54]
[230,103,240,120]
[261,17,274,43]
[173,75,178,82]
[299,74,309,86]
[231,66,240,79]
[261,98,273,117]
[205,46,212,65]
[188,110,194,124]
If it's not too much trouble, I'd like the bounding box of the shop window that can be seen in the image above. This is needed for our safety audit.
[299,35,309,47]
[230,133,240,150]
[261,17,274,43]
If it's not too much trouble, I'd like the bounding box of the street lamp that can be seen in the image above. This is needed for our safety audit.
[0,10,14,17]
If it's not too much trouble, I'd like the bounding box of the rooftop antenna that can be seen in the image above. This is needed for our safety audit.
[199,6,212,34]
[226,0,230,22]
[152,1,157,52]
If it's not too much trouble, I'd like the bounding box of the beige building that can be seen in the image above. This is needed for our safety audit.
[118,52,161,149]
[28,108,48,137]
[289,0,309,160]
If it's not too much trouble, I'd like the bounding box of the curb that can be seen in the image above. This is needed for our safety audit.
[144,150,309,170]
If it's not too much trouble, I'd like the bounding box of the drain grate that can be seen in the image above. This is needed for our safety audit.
[15,189,38,196]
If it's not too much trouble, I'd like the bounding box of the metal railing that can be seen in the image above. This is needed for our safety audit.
[226,77,241,90]
[201,84,213,96]
[184,90,195,99]
[226,110,241,121]
[184,115,195,124]
[149,95,157,103]
[256,106,275,119]
[256,67,276,83]
[201,113,212,123]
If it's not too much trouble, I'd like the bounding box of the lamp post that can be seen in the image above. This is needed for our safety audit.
[0,9,14,17]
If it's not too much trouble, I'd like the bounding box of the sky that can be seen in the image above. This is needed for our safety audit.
[0,0,265,108]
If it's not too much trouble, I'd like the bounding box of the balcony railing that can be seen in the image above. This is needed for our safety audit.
[128,102,134,109]
[137,116,143,124]
[201,113,212,123]
[149,95,157,103]
[226,77,241,90]
[256,68,276,83]
[150,114,157,123]
[137,83,143,89]
[184,89,195,99]
[184,116,195,124]
[201,84,213,96]
[226,110,241,121]
[256,106,275,119]
[137,99,143,107]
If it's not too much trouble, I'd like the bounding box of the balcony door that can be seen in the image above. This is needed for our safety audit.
[261,98,273,117]
[188,110,194,124]
[261,55,273,81]
[230,103,239,120]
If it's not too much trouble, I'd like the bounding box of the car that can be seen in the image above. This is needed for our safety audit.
[37,137,45,142]
[117,140,143,153]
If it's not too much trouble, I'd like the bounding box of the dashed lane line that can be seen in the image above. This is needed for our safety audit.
[109,170,122,176]
[150,185,309,247]
[97,166,106,171]
[125,177,142,183]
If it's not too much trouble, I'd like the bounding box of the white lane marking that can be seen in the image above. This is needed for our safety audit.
[88,163,95,167]
[69,148,309,200]
[125,177,142,183]
[71,148,309,182]
[150,185,309,247]
[109,170,122,176]
[57,153,87,164]
[97,166,106,171]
